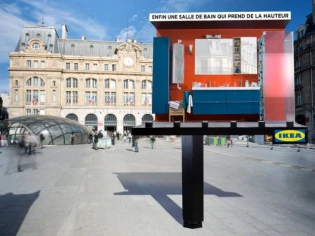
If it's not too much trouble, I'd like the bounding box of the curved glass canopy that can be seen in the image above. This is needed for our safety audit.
[8,115,91,145]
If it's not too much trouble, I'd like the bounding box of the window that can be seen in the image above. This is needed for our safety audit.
[93,63,97,71]
[73,91,78,103]
[124,79,134,89]
[147,81,152,90]
[105,79,116,89]
[52,90,56,102]
[34,109,39,115]
[34,60,39,68]
[297,93,302,105]
[33,90,38,103]
[26,109,31,116]
[15,80,18,86]
[40,79,45,87]
[26,90,31,102]
[15,89,18,102]
[66,91,71,103]
[74,63,78,70]
[85,91,97,104]
[26,79,31,86]
[40,91,45,103]
[142,80,146,89]
[130,80,134,89]
[32,43,40,50]
[73,78,78,88]
[105,92,116,104]
[53,81,56,86]
[123,80,128,89]
[27,60,31,68]
[124,92,134,104]
[41,60,46,68]
[148,66,152,73]
[33,77,38,87]
[296,76,301,85]
[86,79,91,88]
[66,78,71,88]
[141,66,145,72]
[92,79,97,88]
[66,63,70,70]
[142,93,152,105]
[104,64,108,71]
[85,63,89,71]
[112,64,116,71]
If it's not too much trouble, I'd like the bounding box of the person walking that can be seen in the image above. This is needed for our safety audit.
[70,132,75,145]
[134,136,139,152]
[93,133,98,150]
[39,132,45,149]
[150,135,156,149]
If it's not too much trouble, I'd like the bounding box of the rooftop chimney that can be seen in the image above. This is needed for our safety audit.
[132,39,137,43]
[81,35,86,40]
[62,24,68,39]
[115,37,120,42]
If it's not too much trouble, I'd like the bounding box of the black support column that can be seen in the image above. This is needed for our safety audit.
[182,135,204,228]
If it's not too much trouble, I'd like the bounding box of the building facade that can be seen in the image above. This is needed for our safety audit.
[294,2,315,143]
[8,24,153,133]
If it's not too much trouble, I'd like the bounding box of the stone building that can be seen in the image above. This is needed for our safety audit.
[8,24,153,133]
[294,2,315,143]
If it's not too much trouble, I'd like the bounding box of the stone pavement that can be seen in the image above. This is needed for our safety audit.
[0,137,315,236]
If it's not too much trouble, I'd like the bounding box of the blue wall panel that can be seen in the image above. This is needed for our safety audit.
[152,37,170,114]
[192,89,260,115]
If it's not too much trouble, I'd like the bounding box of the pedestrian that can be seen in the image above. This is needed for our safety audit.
[88,133,93,143]
[128,132,132,143]
[150,135,156,149]
[39,132,45,149]
[111,132,115,145]
[70,132,75,145]
[134,136,139,152]
[93,133,98,150]
[226,135,231,148]
[24,132,31,155]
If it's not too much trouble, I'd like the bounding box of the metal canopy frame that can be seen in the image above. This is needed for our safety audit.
[132,121,307,229]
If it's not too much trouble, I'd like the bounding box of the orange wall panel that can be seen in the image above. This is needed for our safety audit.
[157,28,284,102]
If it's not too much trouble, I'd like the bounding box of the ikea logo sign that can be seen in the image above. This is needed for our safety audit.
[274,129,306,143]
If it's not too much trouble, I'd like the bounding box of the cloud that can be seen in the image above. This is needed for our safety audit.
[117,26,137,42]
[130,14,138,21]
[0,8,35,63]
[159,0,205,12]
[1,2,21,15]
[136,23,156,43]
[20,0,107,40]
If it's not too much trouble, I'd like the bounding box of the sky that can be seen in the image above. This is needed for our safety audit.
[0,0,312,93]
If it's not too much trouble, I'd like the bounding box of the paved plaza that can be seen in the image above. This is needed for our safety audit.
[0,137,315,236]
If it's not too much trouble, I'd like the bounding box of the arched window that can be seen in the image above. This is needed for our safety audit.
[66,113,78,122]
[26,78,31,86]
[73,78,78,88]
[123,114,136,129]
[66,78,78,88]
[105,79,116,89]
[86,78,97,88]
[142,114,153,124]
[66,78,71,88]
[123,79,134,89]
[40,79,45,87]
[104,114,117,132]
[142,80,152,90]
[85,114,98,131]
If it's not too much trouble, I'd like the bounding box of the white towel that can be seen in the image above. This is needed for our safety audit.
[187,95,193,113]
